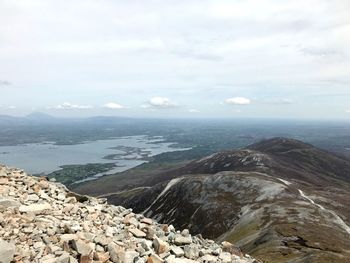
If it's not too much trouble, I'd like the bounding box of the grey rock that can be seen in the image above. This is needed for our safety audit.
[0,239,15,263]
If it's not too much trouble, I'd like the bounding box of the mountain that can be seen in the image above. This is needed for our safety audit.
[74,138,350,263]
[0,165,258,263]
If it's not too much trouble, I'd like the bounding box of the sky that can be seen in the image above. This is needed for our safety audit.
[0,0,350,119]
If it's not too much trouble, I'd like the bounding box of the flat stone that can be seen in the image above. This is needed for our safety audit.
[0,198,20,208]
[0,239,15,263]
[60,234,78,242]
[27,194,40,202]
[128,228,146,238]
[174,235,192,245]
[141,218,153,225]
[19,203,52,213]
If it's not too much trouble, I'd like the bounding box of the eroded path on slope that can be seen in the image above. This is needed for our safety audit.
[298,189,350,234]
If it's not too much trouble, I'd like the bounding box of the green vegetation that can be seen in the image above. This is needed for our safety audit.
[47,163,116,186]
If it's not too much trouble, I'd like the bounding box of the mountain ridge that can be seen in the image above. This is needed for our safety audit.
[74,138,350,263]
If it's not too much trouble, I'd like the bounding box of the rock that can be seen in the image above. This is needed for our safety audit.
[27,194,40,201]
[71,239,94,256]
[93,252,110,262]
[129,228,147,238]
[147,254,164,263]
[105,226,114,237]
[166,256,197,263]
[199,254,217,262]
[170,246,184,257]
[219,252,232,262]
[181,229,190,237]
[145,227,156,240]
[174,235,192,245]
[0,198,20,208]
[153,237,169,254]
[19,203,52,213]
[221,241,242,257]
[0,239,15,263]
[108,243,125,263]
[57,252,71,263]
[79,254,93,263]
[183,244,199,259]
[60,234,78,242]
[141,218,153,225]
[124,250,140,263]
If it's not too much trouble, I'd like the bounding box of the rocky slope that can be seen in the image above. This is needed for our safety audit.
[0,165,258,263]
[75,138,350,263]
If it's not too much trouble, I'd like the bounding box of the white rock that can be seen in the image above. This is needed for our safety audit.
[19,203,52,213]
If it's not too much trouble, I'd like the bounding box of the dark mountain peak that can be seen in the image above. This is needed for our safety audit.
[247,137,313,154]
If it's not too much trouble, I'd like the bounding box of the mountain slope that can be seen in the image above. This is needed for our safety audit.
[84,138,350,263]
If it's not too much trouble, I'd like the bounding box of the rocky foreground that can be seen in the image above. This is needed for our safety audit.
[0,165,258,263]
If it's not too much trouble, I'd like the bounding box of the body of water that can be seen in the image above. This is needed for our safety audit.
[0,135,188,175]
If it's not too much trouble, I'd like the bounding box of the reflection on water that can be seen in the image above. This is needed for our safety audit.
[0,135,189,175]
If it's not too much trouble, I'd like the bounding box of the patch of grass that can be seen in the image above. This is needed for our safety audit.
[47,163,116,186]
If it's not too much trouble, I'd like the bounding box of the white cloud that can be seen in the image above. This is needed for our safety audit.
[188,109,200,113]
[225,97,251,105]
[7,106,16,109]
[54,102,93,110]
[0,1,350,118]
[147,97,177,108]
[102,102,124,109]
[346,109,350,113]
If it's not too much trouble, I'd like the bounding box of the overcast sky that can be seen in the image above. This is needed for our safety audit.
[0,0,350,119]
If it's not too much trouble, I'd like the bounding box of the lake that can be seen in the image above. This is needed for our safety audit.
[0,135,189,175]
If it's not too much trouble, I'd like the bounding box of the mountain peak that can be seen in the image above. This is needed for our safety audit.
[247,137,313,153]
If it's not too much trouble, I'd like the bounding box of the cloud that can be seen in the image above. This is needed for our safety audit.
[346,109,350,113]
[0,80,11,85]
[147,97,177,108]
[225,97,251,105]
[102,102,125,109]
[53,102,93,110]
[188,109,200,113]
